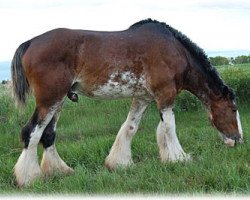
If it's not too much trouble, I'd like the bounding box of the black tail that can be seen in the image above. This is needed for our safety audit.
[11,40,31,107]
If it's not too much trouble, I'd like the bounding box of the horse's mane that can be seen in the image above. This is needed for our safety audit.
[130,19,235,100]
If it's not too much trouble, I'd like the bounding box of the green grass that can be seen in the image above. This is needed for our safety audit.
[0,65,250,194]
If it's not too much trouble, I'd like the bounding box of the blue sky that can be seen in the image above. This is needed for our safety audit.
[0,0,250,61]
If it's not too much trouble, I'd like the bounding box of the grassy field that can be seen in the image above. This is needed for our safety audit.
[0,64,249,194]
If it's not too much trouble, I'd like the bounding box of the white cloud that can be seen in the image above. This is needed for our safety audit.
[0,0,250,61]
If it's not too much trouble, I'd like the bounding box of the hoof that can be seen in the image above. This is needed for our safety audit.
[41,164,74,176]
[41,145,74,176]
[14,164,43,187]
[161,152,192,163]
[104,156,133,170]
[62,166,74,175]
[14,149,43,187]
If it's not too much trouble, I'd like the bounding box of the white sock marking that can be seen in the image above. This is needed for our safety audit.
[41,144,73,175]
[105,99,148,169]
[157,108,190,162]
[14,108,56,186]
[14,148,41,187]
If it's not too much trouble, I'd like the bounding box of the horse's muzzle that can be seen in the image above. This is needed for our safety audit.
[224,134,243,147]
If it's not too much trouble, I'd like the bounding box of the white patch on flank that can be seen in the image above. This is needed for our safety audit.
[105,99,148,169]
[93,71,147,99]
[236,111,243,139]
[41,144,74,175]
[156,107,191,162]
[14,106,57,187]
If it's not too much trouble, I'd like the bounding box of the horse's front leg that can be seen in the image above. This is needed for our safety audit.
[105,98,149,170]
[157,107,191,162]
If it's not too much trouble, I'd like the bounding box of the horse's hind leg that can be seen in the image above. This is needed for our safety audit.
[14,103,62,187]
[40,110,73,176]
[105,98,149,170]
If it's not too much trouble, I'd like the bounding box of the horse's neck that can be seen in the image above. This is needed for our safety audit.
[184,68,217,107]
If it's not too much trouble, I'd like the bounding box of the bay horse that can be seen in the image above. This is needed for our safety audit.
[11,19,243,187]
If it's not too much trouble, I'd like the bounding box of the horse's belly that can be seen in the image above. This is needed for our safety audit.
[92,84,147,99]
[91,72,148,99]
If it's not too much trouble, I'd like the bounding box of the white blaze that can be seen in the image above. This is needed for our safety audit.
[236,111,243,139]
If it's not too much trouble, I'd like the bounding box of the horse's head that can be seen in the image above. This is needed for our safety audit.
[208,88,243,147]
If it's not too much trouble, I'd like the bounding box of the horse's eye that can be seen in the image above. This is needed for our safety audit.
[232,108,237,112]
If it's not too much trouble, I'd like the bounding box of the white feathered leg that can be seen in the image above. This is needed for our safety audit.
[105,98,149,169]
[157,107,191,162]
[40,110,73,176]
[14,108,56,187]
[41,144,74,176]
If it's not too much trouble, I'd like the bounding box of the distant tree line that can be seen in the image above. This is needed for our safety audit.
[209,55,250,66]
[1,80,8,84]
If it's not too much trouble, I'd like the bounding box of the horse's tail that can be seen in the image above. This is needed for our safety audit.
[11,40,31,107]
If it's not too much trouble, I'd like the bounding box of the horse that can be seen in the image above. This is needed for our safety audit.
[11,19,243,187]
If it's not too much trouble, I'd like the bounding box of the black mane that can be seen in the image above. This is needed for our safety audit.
[130,19,235,100]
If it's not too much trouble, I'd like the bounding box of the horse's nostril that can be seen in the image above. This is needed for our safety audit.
[234,136,237,144]
[230,135,242,143]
